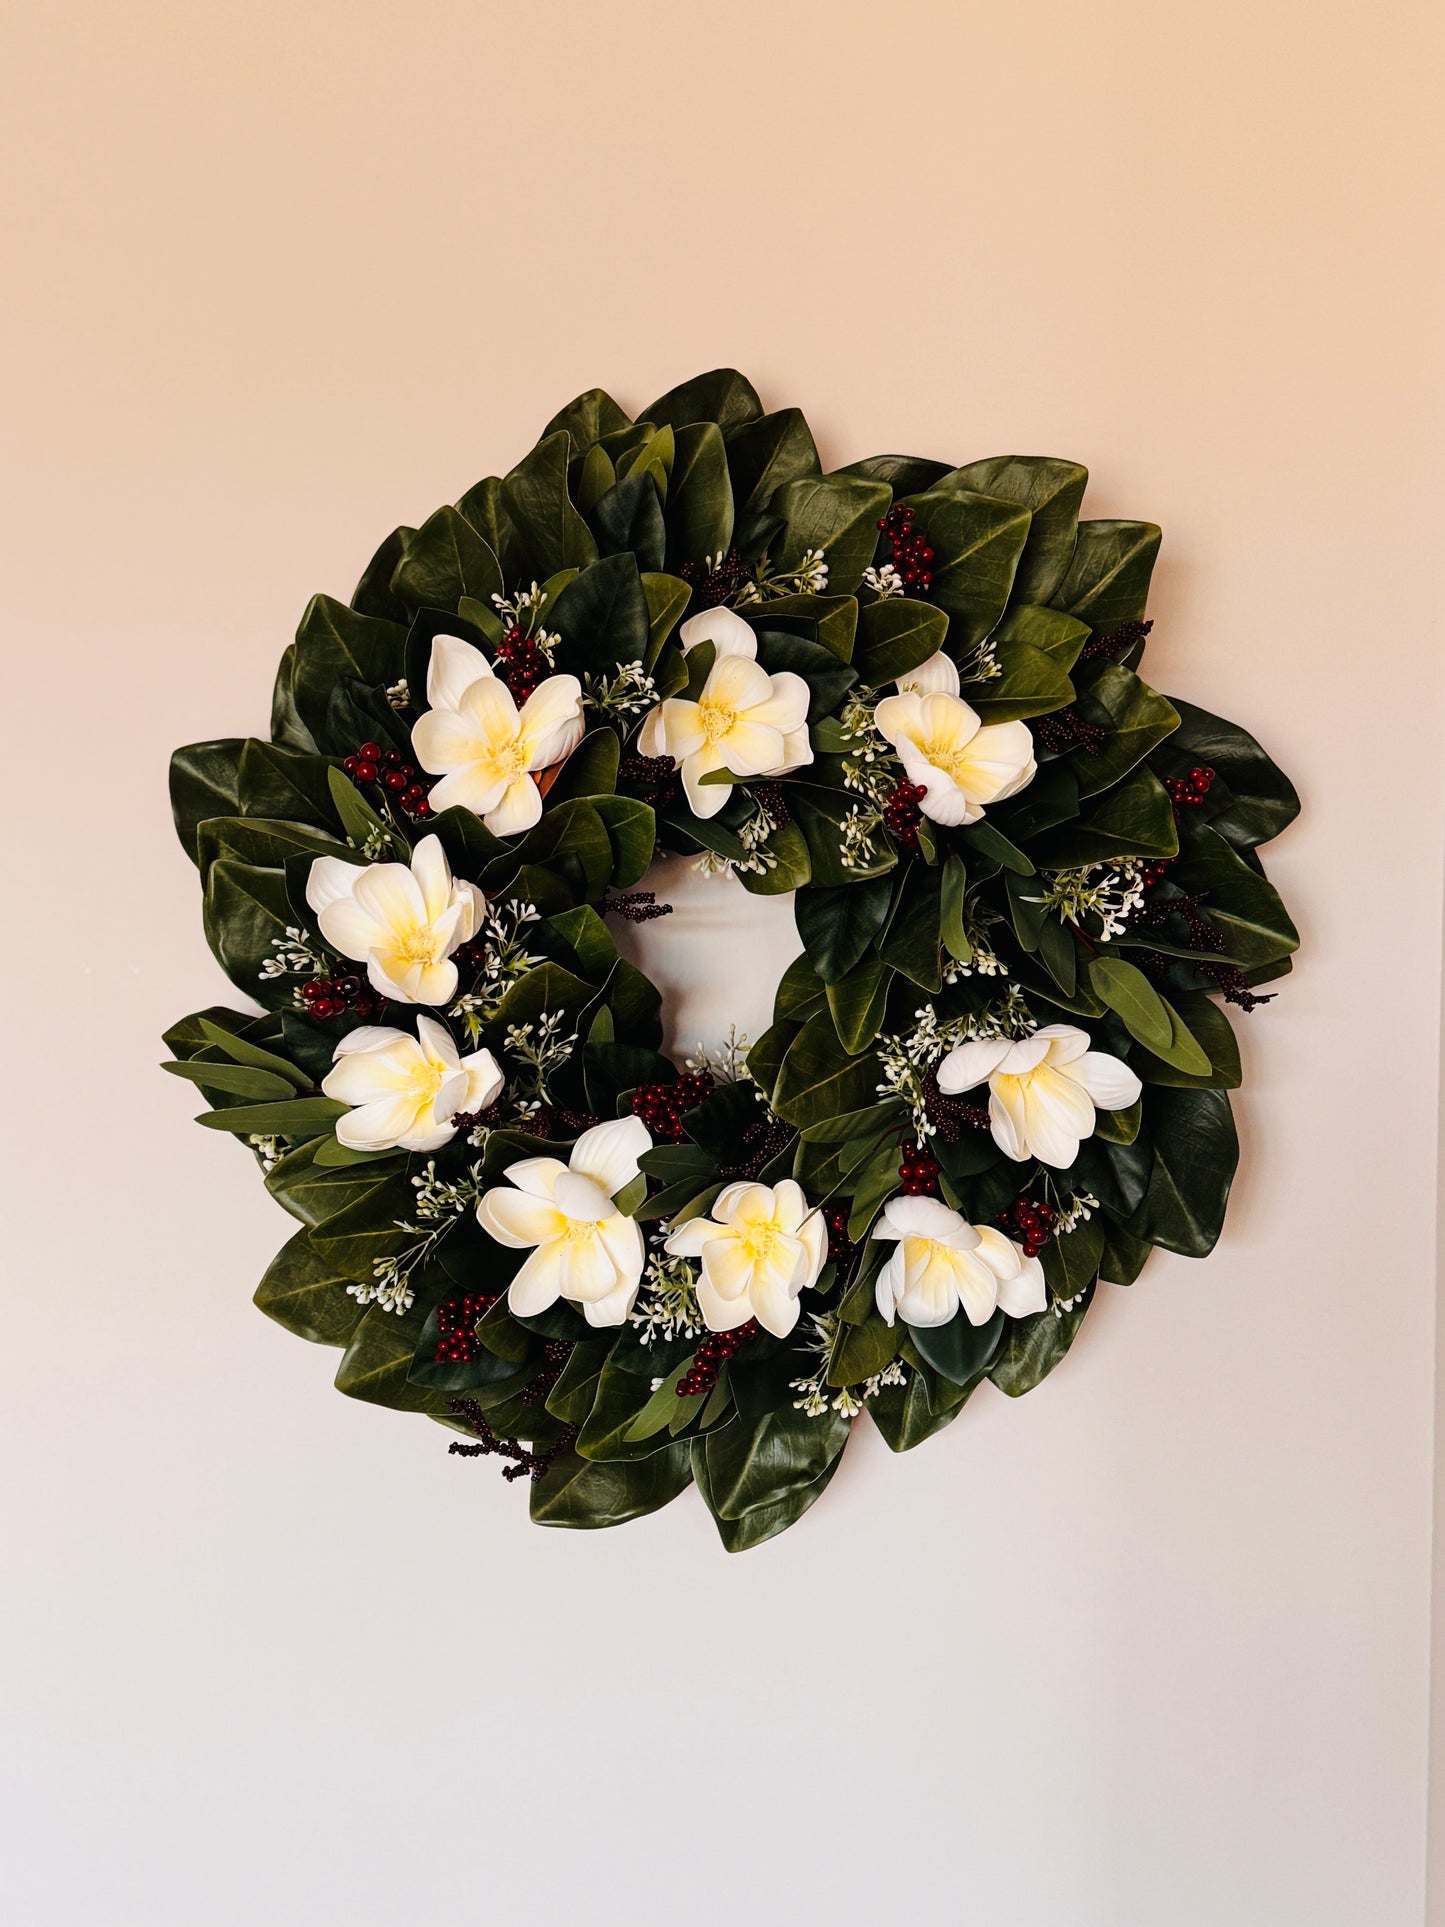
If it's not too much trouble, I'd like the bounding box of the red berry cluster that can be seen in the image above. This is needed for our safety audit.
[824,1204,854,1265]
[1034,706,1108,755]
[1080,618,1152,665]
[527,1105,601,1140]
[494,626,550,703]
[300,971,385,1022]
[342,742,435,820]
[676,1319,760,1398]
[630,1074,715,1142]
[921,1068,991,1143]
[998,1196,1055,1258]
[618,752,680,809]
[434,1291,499,1364]
[520,1337,574,1406]
[1164,766,1216,817]
[678,548,755,610]
[1141,859,1172,888]
[719,1118,795,1181]
[883,779,928,852]
[877,504,934,591]
[898,1141,940,1196]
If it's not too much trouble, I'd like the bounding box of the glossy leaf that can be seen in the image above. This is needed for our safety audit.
[664,421,733,569]
[699,1403,850,1518]
[854,596,948,687]
[772,473,891,595]
[1052,520,1161,628]
[990,1286,1094,1397]
[390,505,503,612]
[643,367,762,435]
[254,1228,369,1347]
[548,551,651,673]
[943,456,1087,606]
[794,875,893,983]
[772,1014,878,1130]
[902,484,1031,647]
[501,431,598,577]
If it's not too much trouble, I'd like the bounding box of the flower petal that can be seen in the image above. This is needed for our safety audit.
[483,774,543,837]
[426,634,493,710]
[570,1114,652,1196]
[306,854,365,914]
[937,1036,1013,1093]
[478,1185,564,1248]
[681,743,731,818]
[679,607,757,659]
[696,1271,758,1332]
[508,1243,566,1316]
[700,1235,754,1302]
[1064,1050,1143,1112]
[460,1048,504,1113]
[896,651,960,697]
[744,670,810,737]
[335,1093,426,1150]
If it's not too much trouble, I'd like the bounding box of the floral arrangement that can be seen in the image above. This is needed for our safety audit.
[165,370,1299,1550]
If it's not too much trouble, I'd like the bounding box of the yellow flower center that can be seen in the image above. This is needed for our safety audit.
[394,923,446,966]
[497,735,530,774]
[920,733,972,780]
[698,697,738,744]
[738,1219,780,1262]
[564,1219,598,1244]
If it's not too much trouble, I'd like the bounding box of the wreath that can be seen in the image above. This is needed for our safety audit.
[166,369,1299,1551]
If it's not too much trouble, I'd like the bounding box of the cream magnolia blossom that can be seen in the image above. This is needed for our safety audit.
[477,1116,652,1328]
[937,1023,1143,1169]
[871,1195,1047,1328]
[411,633,585,835]
[894,650,961,697]
[306,833,484,1006]
[666,1179,828,1338]
[872,689,1035,826]
[322,1017,502,1153]
[637,651,813,819]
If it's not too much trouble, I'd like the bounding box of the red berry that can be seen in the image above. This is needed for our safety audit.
[382,769,407,791]
[354,759,378,783]
[343,756,360,775]
[359,742,382,761]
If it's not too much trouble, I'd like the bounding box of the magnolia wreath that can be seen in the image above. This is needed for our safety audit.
[166,369,1299,1551]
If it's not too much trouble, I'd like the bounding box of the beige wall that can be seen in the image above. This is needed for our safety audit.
[3,3,1442,1922]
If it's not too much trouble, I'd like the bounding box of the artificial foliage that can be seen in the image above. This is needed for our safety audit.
[166,369,1299,1550]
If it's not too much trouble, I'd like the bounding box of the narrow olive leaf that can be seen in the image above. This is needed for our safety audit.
[197,1019,311,1088]
[940,855,972,962]
[326,767,398,850]
[1089,954,1174,1053]
[197,1097,347,1135]
[162,1060,297,1100]
[959,819,1034,876]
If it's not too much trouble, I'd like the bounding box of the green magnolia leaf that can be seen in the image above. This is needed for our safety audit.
[640,572,692,665]
[772,473,891,595]
[643,368,762,435]
[1041,1214,1105,1302]
[1052,520,1161,628]
[1125,1087,1239,1257]
[664,421,733,569]
[958,818,1035,876]
[748,592,857,662]
[390,505,503,612]
[826,956,890,1053]
[772,1013,878,1130]
[878,864,944,989]
[726,409,821,548]
[547,552,651,674]
[616,424,674,501]
[201,858,295,1009]
[868,1357,978,1450]
[794,875,893,984]
[990,1286,1094,1397]
[699,1404,850,1518]
[1159,700,1300,850]
[907,1308,1005,1385]
[1137,991,1241,1089]
[334,1307,454,1416]
[350,526,413,624]
[967,633,1075,723]
[501,430,598,577]
[854,597,948,687]
[902,485,1031,647]
[1167,824,1299,966]
[842,453,950,494]
[542,387,632,450]
[590,469,666,573]
[1029,765,1178,867]
[690,1434,845,1551]
[544,728,621,806]
[169,740,244,862]
[1068,664,1181,797]
[577,443,615,513]
[943,456,1088,606]
[990,603,1091,673]
[254,1227,368,1347]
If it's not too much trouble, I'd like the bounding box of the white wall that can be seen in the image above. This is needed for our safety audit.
[2,3,1442,1922]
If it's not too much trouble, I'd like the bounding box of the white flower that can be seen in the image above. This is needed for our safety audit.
[666,1179,828,1337]
[411,634,585,836]
[322,1017,503,1153]
[637,651,813,819]
[477,1116,651,1328]
[872,689,1036,826]
[306,833,485,1006]
[871,1195,1046,1327]
[937,1023,1143,1168]
[894,651,960,697]
[674,605,758,660]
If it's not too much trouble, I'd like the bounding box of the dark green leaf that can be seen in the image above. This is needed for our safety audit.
[643,368,762,435]
[1125,1087,1238,1257]
[1052,521,1161,627]
[943,456,1087,606]
[772,1013,878,1130]
[990,1286,1094,1397]
[794,875,893,983]
[664,421,733,569]
[699,1404,850,1518]
[771,474,891,595]
[1029,765,1178,867]
[390,505,503,612]
[726,409,821,549]
[501,431,598,577]
[854,596,948,687]
[907,1308,1005,1385]
[903,485,1031,647]
[542,387,632,449]
[548,551,650,674]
